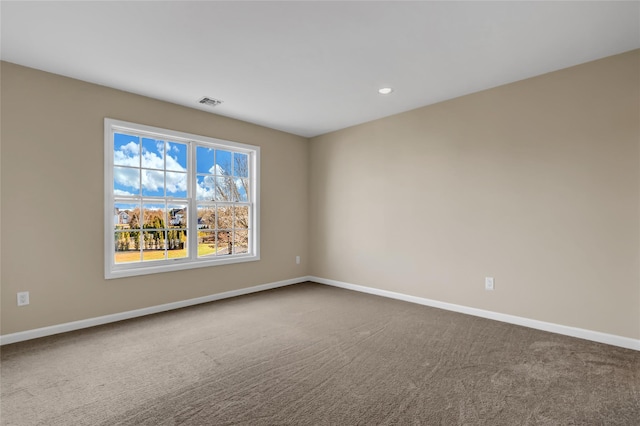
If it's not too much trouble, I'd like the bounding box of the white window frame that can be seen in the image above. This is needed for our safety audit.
[104,118,260,279]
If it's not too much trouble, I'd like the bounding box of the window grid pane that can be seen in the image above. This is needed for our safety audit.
[112,131,194,265]
[196,203,251,259]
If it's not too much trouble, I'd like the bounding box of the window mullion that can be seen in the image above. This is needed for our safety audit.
[189,141,197,261]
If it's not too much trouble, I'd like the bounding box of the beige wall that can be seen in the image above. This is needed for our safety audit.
[310,50,640,339]
[2,50,639,341]
[0,62,309,335]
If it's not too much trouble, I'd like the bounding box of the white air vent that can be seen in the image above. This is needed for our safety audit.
[199,97,223,107]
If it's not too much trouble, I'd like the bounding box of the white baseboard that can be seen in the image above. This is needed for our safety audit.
[3,275,639,351]
[0,277,307,346]
[309,276,640,351]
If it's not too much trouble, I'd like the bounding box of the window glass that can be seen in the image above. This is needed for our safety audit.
[106,119,259,279]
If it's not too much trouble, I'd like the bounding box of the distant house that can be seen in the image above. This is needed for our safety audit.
[114,209,131,228]
[118,211,130,225]
[169,208,185,226]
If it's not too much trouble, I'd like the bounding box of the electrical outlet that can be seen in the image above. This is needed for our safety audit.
[296,256,301,265]
[485,277,494,291]
[17,291,30,306]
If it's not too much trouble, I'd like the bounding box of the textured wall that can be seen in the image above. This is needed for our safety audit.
[310,50,640,339]
[1,62,309,334]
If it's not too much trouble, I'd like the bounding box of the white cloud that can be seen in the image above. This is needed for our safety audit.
[142,169,164,193]
[114,142,139,167]
[140,148,186,172]
[208,164,226,175]
[197,175,216,200]
[115,142,186,195]
[166,172,187,195]
[142,150,163,169]
[166,155,186,172]
[121,141,138,155]
[114,167,139,190]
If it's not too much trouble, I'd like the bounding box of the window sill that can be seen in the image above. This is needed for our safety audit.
[105,254,260,280]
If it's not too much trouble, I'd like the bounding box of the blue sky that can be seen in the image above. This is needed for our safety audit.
[114,133,248,202]
[113,133,187,197]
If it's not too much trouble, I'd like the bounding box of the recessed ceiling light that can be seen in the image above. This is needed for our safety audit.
[378,87,393,95]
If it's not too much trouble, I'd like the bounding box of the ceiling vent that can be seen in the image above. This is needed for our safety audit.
[198,96,223,107]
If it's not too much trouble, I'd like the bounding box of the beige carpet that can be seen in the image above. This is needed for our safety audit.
[1,282,639,425]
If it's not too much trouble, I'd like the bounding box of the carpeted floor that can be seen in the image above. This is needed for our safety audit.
[1,282,639,425]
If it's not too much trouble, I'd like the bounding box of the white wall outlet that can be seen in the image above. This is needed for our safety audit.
[17,291,30,306]
[485,277,495,291]
[296,256,301,265]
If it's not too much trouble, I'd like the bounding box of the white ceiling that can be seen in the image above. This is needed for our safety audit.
[1,1,639,138]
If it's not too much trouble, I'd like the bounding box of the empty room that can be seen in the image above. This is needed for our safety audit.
[1,1,639,425]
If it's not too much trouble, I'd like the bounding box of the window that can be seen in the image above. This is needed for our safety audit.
[104,118,259,279]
